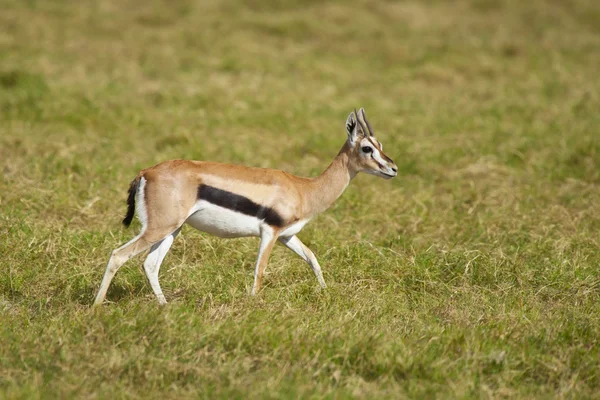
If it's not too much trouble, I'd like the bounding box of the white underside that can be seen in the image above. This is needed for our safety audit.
[186,201,261,238]
[280,218,309,237]
[185,200,310,238]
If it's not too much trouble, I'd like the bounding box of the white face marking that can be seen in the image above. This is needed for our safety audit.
[360,137,386,164]
[359,137,396,178]
[372,146,388,166]
[185,200,262,238]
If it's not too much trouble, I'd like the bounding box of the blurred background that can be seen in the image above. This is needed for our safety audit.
[1,0,599,398]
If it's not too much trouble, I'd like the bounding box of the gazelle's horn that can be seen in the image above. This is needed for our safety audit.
[363,112,375,137]
[357,107,371,137]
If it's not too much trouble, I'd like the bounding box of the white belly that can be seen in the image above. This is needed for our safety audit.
[185,201,261,238]
[280,218,310,238]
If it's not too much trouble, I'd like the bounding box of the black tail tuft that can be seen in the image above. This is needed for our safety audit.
[122,175,141,227]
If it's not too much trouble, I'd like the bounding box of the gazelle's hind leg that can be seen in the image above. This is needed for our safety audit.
[94,174,192,306]
[93,235,154,306]
[143,227,181,305]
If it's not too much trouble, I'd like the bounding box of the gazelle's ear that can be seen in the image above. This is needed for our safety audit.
[346,110,359,145]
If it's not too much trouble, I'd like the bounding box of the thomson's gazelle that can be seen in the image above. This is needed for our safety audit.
[94,108,397,305]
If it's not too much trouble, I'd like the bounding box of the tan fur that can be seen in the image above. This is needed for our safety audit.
[94,108,397,305]
[132,146,361,243]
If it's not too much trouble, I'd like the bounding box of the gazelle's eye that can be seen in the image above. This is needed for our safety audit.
[361,146,373,154]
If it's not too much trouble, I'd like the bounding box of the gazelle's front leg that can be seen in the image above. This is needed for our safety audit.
[278,235,326,288]
[251,226,279,295]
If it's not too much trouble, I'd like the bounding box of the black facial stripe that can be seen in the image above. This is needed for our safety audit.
[369,138,384,152]
[367,137,393,163]
[197,185,285,227]
[374,153,393,167]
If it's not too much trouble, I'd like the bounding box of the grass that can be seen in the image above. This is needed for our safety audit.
[1,0,599,397]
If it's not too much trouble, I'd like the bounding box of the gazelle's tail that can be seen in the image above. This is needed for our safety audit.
[122,175,142,227]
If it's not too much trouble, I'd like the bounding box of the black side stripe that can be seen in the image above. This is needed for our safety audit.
[197,185,285,227]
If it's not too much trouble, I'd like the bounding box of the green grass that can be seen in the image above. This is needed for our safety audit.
[1,0,599,397]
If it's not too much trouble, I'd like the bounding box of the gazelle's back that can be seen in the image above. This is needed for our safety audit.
[93,107,398,305]
[140,159,303,238]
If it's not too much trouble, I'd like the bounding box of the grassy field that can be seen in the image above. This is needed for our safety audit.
[1,0,599,398]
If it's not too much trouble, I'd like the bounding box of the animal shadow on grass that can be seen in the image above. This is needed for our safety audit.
[72,281,147,306]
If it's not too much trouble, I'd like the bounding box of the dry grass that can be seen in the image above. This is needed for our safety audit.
[1,0,599,398]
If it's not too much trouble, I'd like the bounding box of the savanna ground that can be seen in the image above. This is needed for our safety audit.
[1,0,599,398]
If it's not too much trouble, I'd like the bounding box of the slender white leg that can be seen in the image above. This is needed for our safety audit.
[93,235,153,306]
[251,227,278,295]
[279,235,326,288]
[143,228,181,305]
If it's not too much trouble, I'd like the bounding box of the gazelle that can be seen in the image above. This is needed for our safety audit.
[94,108,397,305]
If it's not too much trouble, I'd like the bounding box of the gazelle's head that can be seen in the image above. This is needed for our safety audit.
[345,108,397,179]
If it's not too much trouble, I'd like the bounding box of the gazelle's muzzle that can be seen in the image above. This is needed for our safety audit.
[380,161,397,179]
[373,151,397,179]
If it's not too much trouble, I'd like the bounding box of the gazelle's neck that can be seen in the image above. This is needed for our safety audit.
[303,143,356,216]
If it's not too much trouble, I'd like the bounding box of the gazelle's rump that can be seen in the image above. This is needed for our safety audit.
[93,108,398,305]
